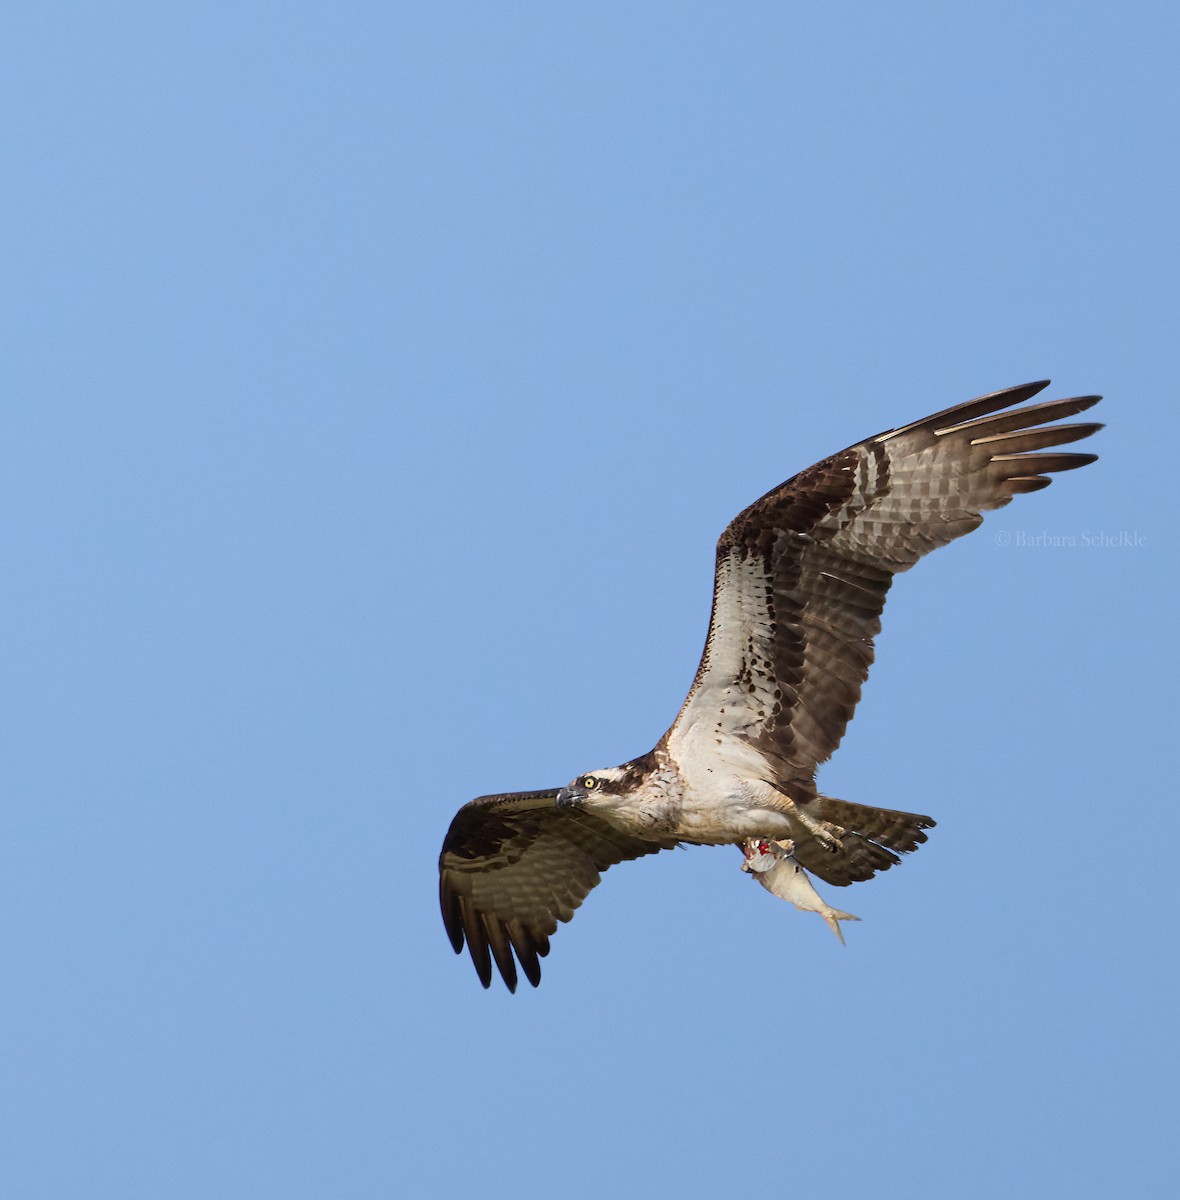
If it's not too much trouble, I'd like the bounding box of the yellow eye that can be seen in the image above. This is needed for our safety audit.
[582,775,599,791]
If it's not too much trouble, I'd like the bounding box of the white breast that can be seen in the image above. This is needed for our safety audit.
[665,719,793,843]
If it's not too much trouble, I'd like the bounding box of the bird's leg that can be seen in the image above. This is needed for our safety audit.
[770,791,845,853]
[791,808,844,853]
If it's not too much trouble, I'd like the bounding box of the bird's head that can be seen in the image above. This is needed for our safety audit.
[555,765,630,809]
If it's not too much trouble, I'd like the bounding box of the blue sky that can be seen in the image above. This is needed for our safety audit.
[2,3,1176,1197]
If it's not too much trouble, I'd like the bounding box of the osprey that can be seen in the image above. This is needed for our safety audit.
[439,381,1101,990]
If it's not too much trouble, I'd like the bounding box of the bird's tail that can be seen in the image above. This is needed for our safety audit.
[791,797,935,886]
[814,798,935,853]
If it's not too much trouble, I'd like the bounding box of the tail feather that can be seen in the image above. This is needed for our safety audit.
[813,797,934,852]
[793,797,935,886]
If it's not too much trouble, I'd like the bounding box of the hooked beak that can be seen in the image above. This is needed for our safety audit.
[555,787,578,808]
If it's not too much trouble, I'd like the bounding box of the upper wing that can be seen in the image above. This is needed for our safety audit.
[668,381,1102,778]
[439,789,677,991]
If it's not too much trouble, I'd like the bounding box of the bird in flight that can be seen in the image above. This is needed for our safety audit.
[439,381,1101,991]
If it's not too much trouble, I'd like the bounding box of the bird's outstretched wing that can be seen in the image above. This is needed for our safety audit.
[439,790,677,991]
[668,381,1102,778]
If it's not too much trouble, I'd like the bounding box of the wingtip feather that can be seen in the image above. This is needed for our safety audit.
[439,879,466,955]
[460,902,494,989]
[876,380,1054,444]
